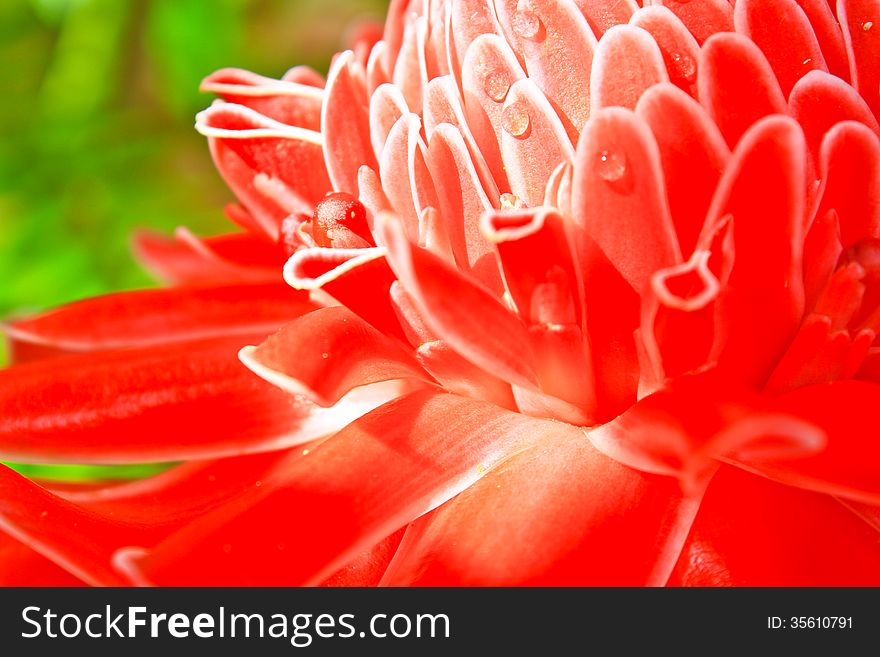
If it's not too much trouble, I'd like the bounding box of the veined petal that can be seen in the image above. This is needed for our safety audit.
[382,424,698,586]
[114,391,556,586]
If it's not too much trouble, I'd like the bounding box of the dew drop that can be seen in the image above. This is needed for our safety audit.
[321,352,329,359]
[512,9,542,40]
[483,69,510,102]
[862,21,874,31]
[501,100,530,138]
[671,52,696,83]
[222,544,233,554]
[597,149,627,183]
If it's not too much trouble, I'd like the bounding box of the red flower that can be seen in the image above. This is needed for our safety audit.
[2,0,880,586]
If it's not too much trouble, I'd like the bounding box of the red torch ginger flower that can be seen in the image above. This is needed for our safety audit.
[2,0,880,586]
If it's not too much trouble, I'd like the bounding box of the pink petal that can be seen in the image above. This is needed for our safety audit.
[573,0,638,37]
[494,0,597,138]
[670,465,880,585]
[459,34,525,192]
[500,79,575,207]
[380,113,439,242]
[591,24,669,111]
[392,13,425,110]
[698,32,789,148]
[450,0,505,76]
[240,306,429,407]
[733,0,828,96]
[630,6,701,99]
[116,391,559,585]
[426,124,504,292]
[4,283,315,360]
[636,83,730,257]
[572,106,681,292]
[322,51,377,196]
[706,116,807,386]
[379,214,539,389]
[368,82,409,160]
[382,423,697,585]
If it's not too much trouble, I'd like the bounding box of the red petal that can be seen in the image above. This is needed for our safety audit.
[132,230,280,285]
[4,283,315,360]
[707,116,807,386]
[734,380,880,504]
[240,306,429,407]
[591,25,669,111]
[698,33,789,148]
[734,0,828,96]
[196,103,330,206]
[380,214,538,389]
[838,0,880,117]
[318,528,406,587]
[797,0,852,81]
[670,465,880,585]
[0,335,364,463]
[283,246,407,342]
[118,391,558,585]
[815,121,880,248]
[790,71,880,165]
[0,530,85,586]
[382,423,697,585]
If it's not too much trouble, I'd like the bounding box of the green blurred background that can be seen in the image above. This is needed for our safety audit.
[0,0,387,479]
[0,0,387,321]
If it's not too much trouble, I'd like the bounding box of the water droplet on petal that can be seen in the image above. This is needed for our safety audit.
[671,52,696,83]
[597,149,627,183]
[483,70,510,102]
[512,9,542,40]
[501,101,530,138]
[862,21,874,31]
[321,352,329,359]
